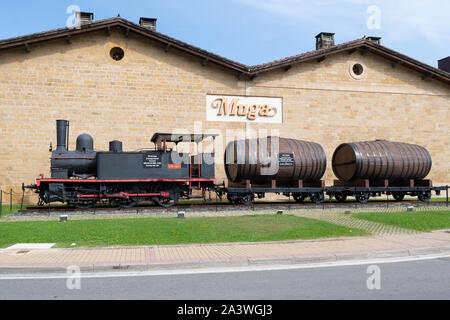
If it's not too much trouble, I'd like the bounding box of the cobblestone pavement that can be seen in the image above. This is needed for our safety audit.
[1,231,449,268]
[292,210,420,236]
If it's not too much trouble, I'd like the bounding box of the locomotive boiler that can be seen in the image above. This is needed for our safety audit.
[50,120,97,179]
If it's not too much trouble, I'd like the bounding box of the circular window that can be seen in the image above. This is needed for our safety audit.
[349,62,366,79]
[110,47,125,61]
[353,63,364,76]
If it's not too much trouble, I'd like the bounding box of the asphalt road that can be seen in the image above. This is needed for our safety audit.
[1,256,449,300]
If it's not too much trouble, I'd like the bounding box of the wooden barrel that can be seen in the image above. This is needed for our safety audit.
[332,140,432,182]
[224,137,326,185]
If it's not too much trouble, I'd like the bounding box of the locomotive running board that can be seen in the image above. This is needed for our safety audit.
[77,192,170,199]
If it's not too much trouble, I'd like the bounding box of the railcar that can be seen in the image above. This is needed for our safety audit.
[329,140,435,203]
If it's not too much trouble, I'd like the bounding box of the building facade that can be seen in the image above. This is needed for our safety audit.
[0,15,449,203]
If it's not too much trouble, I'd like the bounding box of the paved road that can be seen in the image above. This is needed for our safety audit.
[1,256,449,300]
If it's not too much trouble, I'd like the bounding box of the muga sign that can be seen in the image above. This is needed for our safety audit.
[206,95,283,123]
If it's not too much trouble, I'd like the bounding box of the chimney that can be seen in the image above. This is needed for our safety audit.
[139,17,157,31]
[76,12,94,26]
[315,32,335,50]
[56,120,69,152]
[366,36,382,45]
[438,57,450,73]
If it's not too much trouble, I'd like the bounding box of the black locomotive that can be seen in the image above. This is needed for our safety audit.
[26,120,218,208]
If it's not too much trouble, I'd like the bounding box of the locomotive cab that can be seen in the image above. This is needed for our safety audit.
[150,133,218,180]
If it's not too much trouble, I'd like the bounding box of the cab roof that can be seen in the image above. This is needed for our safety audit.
[151,133,219,144]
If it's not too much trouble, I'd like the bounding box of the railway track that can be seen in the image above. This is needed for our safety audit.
[14,200,449,216]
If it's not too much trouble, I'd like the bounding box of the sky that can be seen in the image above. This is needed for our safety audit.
[0,0,448,67]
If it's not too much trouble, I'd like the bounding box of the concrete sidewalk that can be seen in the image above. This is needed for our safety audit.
[1,230,450,274]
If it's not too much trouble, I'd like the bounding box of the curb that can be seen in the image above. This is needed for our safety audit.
[1,245,450,276]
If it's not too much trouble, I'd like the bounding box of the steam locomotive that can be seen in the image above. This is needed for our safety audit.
[24,120,440,208]
[26,120,218,208]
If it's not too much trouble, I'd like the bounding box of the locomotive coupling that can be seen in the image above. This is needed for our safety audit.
[23,183,37,191]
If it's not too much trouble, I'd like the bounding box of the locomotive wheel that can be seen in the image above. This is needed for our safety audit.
[355,193,370,204]
[334,193,347,203]
[112,197,138,209]
[310,193,324,204]
[152,193,179,208]
[418,191,431,202]
[73,199,96,209]
[293,193,307,203]
[392,192,405,201]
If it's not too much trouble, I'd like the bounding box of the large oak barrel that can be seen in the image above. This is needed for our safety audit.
[332,140,432,182]
[224,137,326,185]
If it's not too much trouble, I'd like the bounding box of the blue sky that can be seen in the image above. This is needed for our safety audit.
[0,0,448,67]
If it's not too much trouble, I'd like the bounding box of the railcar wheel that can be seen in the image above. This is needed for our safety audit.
[241,193,254,206]
[392,192,405,201]
[293,193,307,203]
[355,193,370,204]
[227,193,242,205]
[334,193,347,203]
[418,191,431,202]
[310,193,324,204]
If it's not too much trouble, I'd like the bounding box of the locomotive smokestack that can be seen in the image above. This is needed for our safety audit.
[56,120,69,152]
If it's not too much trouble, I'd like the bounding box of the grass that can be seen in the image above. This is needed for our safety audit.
[0,205,23,217]
[354,210,450,232]
[0,214,367,248]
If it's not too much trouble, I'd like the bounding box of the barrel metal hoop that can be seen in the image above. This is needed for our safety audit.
[364,141,377,180]
[349,143,362,181]
[396,141,407,179]
[285,139,298,181]
[291,139,304,180]
[378,140,395,179]
[374,140,388,179]
[358,142,371,179]
[410,144,423,179]
[307,141,319,180]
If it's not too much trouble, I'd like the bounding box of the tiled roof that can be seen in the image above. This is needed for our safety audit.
[0,17,449,85]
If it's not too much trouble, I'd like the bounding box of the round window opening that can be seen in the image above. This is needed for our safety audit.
[352,63,364,76]
[110,47,125,61]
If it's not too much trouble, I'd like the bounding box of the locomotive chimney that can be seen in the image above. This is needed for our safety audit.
[56,120,69,152]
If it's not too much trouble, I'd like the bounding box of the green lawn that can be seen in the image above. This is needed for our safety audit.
[354,210,450,232]
[0,205,23,217]
[0,214,367,248]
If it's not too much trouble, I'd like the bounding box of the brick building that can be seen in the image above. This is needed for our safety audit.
[0,14,449,203]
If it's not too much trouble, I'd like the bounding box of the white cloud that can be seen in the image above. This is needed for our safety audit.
[235,0,450,46]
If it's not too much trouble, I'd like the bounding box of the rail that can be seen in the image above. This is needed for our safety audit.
[1,185,449,218]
